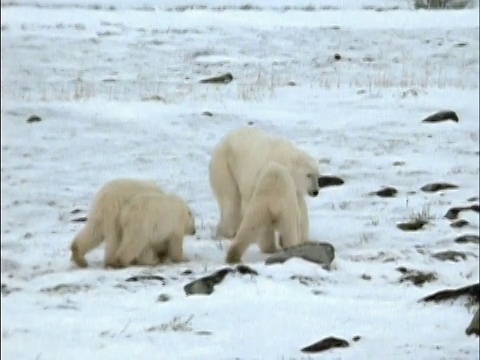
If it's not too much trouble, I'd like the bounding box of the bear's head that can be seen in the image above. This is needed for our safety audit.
[291,153,320,197]
[185,208,196,236]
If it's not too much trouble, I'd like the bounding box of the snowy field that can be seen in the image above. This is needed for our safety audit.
[1,0,479,359]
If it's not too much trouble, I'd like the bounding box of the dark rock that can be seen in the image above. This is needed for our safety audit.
[444,204,479,220]
[397,267,437,286]
[286,81,297,86]
[181,269,193,275]
[125,275,166,284]
[444,207,462,220]
[195,331,212,336]
[450,219,469,228]
[333,53,342,61]
[454,235,480,245]
[184,265,262,296]
[265,241,335,269]
[26,115,42,123]
[301,336,349,353]
[71,216,88,223]
[421,110,459,123]
[352,336,361,342]
[419,283,479,304]
[201,111,213,117]
[466,309,479,336]
[361,274,372,280]
[396,220,427,231]
[247,121,254,126]
[421,182,458,192]
[199,73,233,84]
[156,293,170,302]
[431,250,467,262]
[467,197,479,202]
[184,268,233,296]
[70,208,83,214]
[235,264,258,276]
[317,175,345,188]
[141,95,165,102]
[1,283,21,296]
[372,186,398,198]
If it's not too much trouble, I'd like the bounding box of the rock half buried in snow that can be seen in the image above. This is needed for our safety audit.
[397,267,437,287]
[26,114,42,123]
[265,241,335,269]
[184,268,233,296]
[419,282,479,304]
[421,110,459,123]
[454,235,480,245]
[420,182,459,193]
[125,275,166,284]
[466,309,479,336]
[444,204,479,220]
[183,265,257,296]
[396,219,427,231]
[317,175,345,188]
[450,219,469,228]
[301,336,350,353]
[431,250,467,262]
[371,186,398,198]
[199,72,233,84]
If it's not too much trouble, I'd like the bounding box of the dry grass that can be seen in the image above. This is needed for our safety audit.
[146,315,194,332]
[414,0,474,9]
[408,204,435,223]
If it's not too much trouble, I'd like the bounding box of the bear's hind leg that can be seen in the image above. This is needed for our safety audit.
[166,234,187,263]
[70,220,103,268]
[134,247,162,266]
[209,151,241,239]
[103,220,124,268]
[226,203,266,264]
[276,206,300,249]
[110,224,149,269]
[297,195,309,243]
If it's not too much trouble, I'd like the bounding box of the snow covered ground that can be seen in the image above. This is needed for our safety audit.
[1,1,479,359]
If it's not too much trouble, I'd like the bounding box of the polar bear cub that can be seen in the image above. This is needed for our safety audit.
[109,192,196,268]
[226,162,302,264]
[70,178,164,268]
[209,126,319,243]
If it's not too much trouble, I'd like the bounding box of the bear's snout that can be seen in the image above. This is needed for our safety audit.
[310,189,319,197]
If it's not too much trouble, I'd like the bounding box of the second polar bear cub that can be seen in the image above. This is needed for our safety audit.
[226,162,301,264]
[110,192,196,268]
[70,178,164,268]
[70,178,195,269]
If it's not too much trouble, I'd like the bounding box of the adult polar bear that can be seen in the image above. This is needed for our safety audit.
[209,126,320,244]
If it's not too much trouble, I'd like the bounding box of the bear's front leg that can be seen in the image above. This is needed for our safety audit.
[167,234,188,263]
[257,227,277,254]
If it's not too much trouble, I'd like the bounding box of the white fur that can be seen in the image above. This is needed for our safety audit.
[226,162,302,264]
